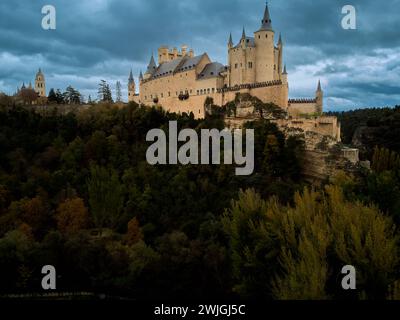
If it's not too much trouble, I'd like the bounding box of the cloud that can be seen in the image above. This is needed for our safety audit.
[0,0,398,108]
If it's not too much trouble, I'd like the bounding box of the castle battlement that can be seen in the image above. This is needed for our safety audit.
[218,80,283,93]
[288,98,317,104]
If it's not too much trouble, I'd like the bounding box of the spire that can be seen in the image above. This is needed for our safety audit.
[278,33,282,45]
[139,70,143,80]
[259,2,273,32]
[241,27,246,39]
[36,68,44,80]
[21,82,26,89]
[317,80,322,91]
[128,69,134,83]
[283,64,287,74]
[228,32,233,47]
[146,54,157,74]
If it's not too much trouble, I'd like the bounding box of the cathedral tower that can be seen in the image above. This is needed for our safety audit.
[34,68,46,97]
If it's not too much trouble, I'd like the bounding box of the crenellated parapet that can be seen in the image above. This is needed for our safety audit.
[288,98,317,104]
[218,80,283,93]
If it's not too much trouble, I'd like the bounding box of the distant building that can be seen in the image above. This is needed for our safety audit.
[34,68,46,97]
[17,68,47,98]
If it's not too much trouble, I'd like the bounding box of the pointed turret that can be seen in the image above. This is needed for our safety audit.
[146,55,157,75]
[316,80,323,113]
[259,2,273,32]
[128,70,136,102]
[139,70,143,81]
[241,27,246,39]
[282,64,288,85]
[128,69,134,84]
[278,33,282,46]
[21,82,26,89]
[317,80,322,92]
[228,32,233,48]
[28,82,32,89]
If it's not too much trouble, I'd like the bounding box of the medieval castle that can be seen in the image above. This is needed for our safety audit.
[128,3,324,119]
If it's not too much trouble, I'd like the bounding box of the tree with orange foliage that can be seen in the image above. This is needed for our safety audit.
[126,217,143,245]
[19,196,50,239]
[56,197,89,235]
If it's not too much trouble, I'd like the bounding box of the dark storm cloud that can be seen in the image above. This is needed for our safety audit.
[0,0,399,109]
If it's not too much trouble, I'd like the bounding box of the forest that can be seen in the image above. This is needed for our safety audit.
[0,100,400,300]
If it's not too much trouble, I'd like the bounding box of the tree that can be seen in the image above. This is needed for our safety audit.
[56,197,89,234]
[55,89,64,104]
[87,165,124,229]
[222,186,398,300]
[116,81,122,102]
[48,88,57,104]
[98,80,113,103]
[63,86,81,105]
[221,189,275,299]
[8,196,51,239]
[0,92,12,107]
[372,146,400,173]
[126,217,143,245]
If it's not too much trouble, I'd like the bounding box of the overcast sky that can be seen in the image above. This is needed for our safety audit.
[0,0,399,110]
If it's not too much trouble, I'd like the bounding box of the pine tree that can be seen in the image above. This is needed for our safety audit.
[55,89,64,104]
[98,80,113,103]
[48,88,57,104]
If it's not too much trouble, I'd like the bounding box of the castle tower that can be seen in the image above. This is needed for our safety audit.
[276,33,283,80]
[316,80,323,113]
[158,46,169,64]
[227,33,234,85]
[254,3,275,83]
[128,70,136,102]
[34,68,46,97]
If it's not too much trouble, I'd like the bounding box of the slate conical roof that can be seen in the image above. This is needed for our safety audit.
[146,55,157,74]
[258,3,273,32]
[128,69,134,83]
[228,33,233,47]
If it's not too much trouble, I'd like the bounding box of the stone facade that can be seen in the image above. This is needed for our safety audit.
[128,3,322,118]
[34,69,46,98]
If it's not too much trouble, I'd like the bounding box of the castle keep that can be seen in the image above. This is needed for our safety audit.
[128,3,323,119]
